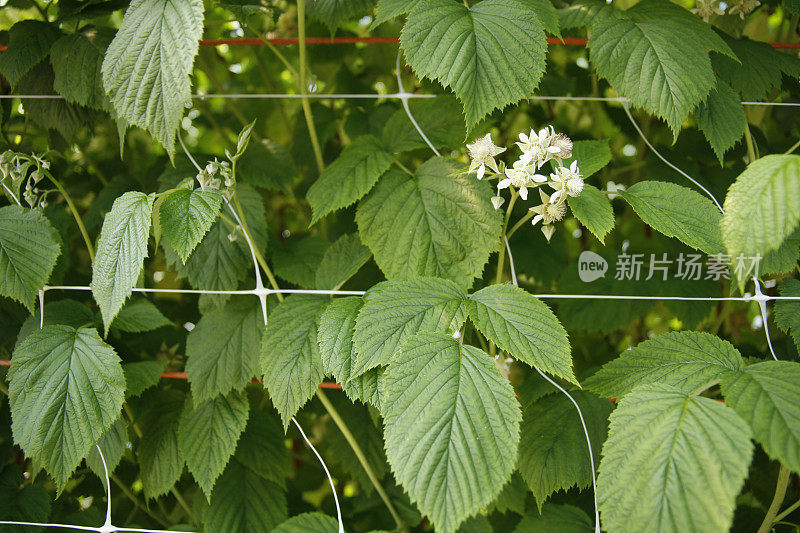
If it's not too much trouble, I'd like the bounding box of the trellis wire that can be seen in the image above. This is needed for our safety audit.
[1,71,798,533]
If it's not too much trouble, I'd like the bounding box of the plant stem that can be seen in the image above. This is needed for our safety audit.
[744,123,757,164]
[110,474,171,528]
[393,157,414,176]
[494,190,520,285]
[784,138,800,156]
[506,211,535,240]
[316,389,407,532]
[775,498,800,523]
[296,0,325,175]
[758,464,792,533]
[232,193,284,301]
[170,486,195,523]
[44,170,95,262]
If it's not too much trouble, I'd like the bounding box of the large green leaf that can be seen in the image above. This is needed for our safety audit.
[306,0,375,31]
[123,360,167,398]
[91,191,154,332]
[0,464,52,530]
[695,80,746,163]
[563,139,612,179]
[0,20,62,87]
[352,277,467,377]
[271,513,340,532]
[775,278,800,353]
[357,158,501,286]
[619,181,724,254]
[178,390,250,498]
[272,235,331,289]
[314,233,371,290]
[567,184,614,243]
[558,0,618,30]
[597,385,752,533]
[512,504,594,533]
[382,333,521,532]
[721,155,800,262]
[86,418,128,482]
[138,389,185,499]
[518,391,613,504]
[111,298,172,333]
[721,361,800,473]
[233,409,288,488]
[713,35,800,101]
[307,135,394,224]
[373,0,423,27]
[467,284,575,383]
[588,0,734,134]
[261,295,328,429]
[50,32,111,109]
[0,205,61,311]
[101,0,204,155]
[159,187,223,263]
[585,331,744,399]
[382,95,466,153]
[186,298,263,403]
[401,0,547,129]
[8,325,125,491]
[15,63,88,140]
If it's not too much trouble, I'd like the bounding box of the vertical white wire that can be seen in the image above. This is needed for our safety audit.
[395,51,441,157]
[2,181,21,206]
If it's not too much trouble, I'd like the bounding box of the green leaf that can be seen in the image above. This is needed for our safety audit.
[564,139,612,179]
[314,233,371,290]
[491,472,527,515]
[16,299,94,346]
[721,361,800,474]
[382,95,467,153]
[123,360,167,398]
[139,389,185,500]
[357,158,502,286]
[567,184,614,243]
[234,409,288,488]
[352,277,467,377]
[0,206,61,311]
[588,0,734,135]
[696,80,745,163]
[382,333,521,532]
[619,181,724,254]
[271,512,340,532]
[8,325,125,491]
[0,20,62,87]
[467,284,575,383]
[401,0,547,129]
[512,504,594,533]
[111,298,172,332]
[713,35,800,101]
[178,390,250,499]
[205,459,287,532]
[272,235,331,288]
[317,297,372,402]
[50,32,110,109]
[261,295,328,429]
[721,155,800,261]
[91,192,154,332]
[186,298,263,403]
[307,135,394,224]
[597,385,753,533]
[15,63,89,140]
[237,140,297,192]
[518,391,613,504]
[0,464,52,531]
[585,331,744,399]
[86,418,128,483]
[558,0,618,30]
[775,278,800,353]
[306,0,375,31]
[160,187,223,263]
[373,0,422,27]
[101,0,204,156]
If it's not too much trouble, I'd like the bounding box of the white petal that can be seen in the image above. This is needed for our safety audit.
[497,178,511,189]
[519,186,528,200]
[547,146,561,153]
[519,132,529,143]
[531,173,548,183]
[551,189,563,203]
[476,164,486,180]
[531,214,543,226]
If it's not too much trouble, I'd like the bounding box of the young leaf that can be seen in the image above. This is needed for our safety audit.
[775,278,800,353]
[721,361,800,474]
[178,390,250,499]
[260,295,329,430]
[92,191,154,332]
[272,513,340,532]
[352,277,467,377]
[585,331,744,398]
[8,325,125,491]
[512,504,594,533]
[139,389,185,500]
[695,80,746,163]
[588,0,734,135]
[597,385,752,533]
[0,205,61,311]
[401,0,547,129]
[563,139,612,179]
[50,32,111,110]
[382,95,467,153]
[314,233,371,290]
[159,187,223,263]
[467,284,575,383]
[306,0,375,31]
[110,298,172,333]
[0,20,62,88]
[122,360,168,398]
[713,35,800,101]
[307,135,394,224]
[186,298,263,403]
[518,391,613,504]
[619,181,725,254]
[382,333,521,533]
[567,184,614,243]
[721,155,800,261]
[357,158,502,286]
[101,0,204,156]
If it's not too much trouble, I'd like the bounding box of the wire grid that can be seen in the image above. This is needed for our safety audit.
[2,49,800,533]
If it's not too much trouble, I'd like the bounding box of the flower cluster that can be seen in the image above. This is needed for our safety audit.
[196,158,235,200]
[0,150,51,208]
[466,128,584,241]
[691,0,760,21]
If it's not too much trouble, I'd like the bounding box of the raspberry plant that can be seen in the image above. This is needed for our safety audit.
[1,1,800,532]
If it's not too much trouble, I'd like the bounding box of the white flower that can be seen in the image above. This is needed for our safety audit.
[606,181,626,200]
[691,0,725,20]
[491,195,505,210]
[467,133,505,179]
[516,127,555,168]
[728,0,760,18]
[498,160,546,200]
[529,190,567,226]
[549,160,584,202]
[548,133,573,159]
